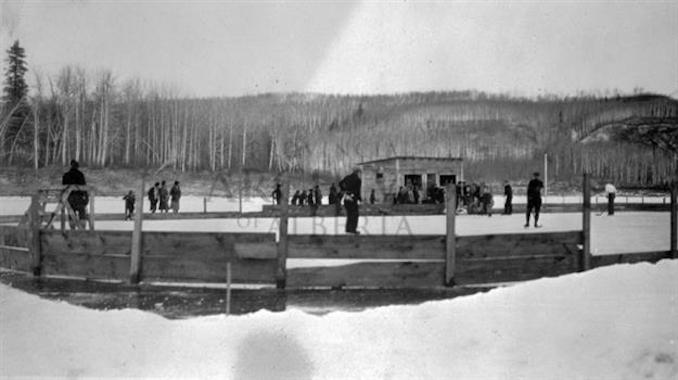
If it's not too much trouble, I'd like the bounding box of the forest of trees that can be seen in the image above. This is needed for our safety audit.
[2,41,677,186]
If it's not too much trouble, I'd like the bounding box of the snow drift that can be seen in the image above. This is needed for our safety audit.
[1,260,677,379]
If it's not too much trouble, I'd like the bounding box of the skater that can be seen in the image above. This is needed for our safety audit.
[271,183,282,205]
[123,190,135,220]
[148,182,159,213]
[62,160,89,229]
[605,183,616,215]
[299,189,307,206]
[329,183,338,205]
[481,184,493,216]
[504,181,513,215]
[170,181,182,213]
[159,181,169,213]
[314,185,322,206]
[291,190,300,206]
[339,167,362,234]
[525,172,544,228]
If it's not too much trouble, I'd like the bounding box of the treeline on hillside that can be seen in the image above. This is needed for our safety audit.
[1,65,677,186]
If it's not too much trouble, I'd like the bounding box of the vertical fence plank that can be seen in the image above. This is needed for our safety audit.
[276,176,289,289]
[29,194,42,276]
[130,178,145,284]
[445,184,456,286]
[581,173,591,271]
[671,180,677,259]
[88,192,95,230]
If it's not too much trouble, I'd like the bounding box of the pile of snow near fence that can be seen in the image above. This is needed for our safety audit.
[2,260,677,379]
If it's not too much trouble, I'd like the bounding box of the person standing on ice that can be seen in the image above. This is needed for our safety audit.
[605,182,616,215]
[271,183,282,205]
[148,182,159,213]
[525,172,544,228]
[122,190,135,220]
[159,181,169,213]
[504,180,513,215]
[170,181,182,213]
[339,167,362,234]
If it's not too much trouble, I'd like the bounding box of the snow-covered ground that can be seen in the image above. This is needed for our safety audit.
[1,260,676,379]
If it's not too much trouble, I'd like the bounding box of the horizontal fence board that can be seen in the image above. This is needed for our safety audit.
[456,256,577,285]
[0,225,28,248]
[0,247,32,272]
[456,231,583,260]
[41,252,130,280]
[592,251,672,268]
[41,230,132,256]
[287,235,445,259]
[141,232,276,259]
[287,261,444,289]
[142,257,277,284]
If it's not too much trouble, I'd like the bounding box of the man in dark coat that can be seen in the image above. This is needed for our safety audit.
[271,183,282,205]
[504,181,513,215]
[62,160,88,228]
[314,185,322,206]
[339,167,362,234]
[159,181,169,213]
[148,182,159,213]
[329,183,338,205]
[170,181,182,213]
[525,172,544,228]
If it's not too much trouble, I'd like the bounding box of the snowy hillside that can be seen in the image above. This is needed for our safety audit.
[1,260,677,379]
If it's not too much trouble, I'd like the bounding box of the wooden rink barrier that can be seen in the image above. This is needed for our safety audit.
[0,174,676,289]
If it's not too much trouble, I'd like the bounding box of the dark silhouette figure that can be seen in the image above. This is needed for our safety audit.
[329,183,338,205]
[271,183,282,205]
[123,190,135,220]
[314,185,322,206]
[525,172,544,227]
[291,190,300,206]
[605,183,616,215]
[299,190,307,206]
[159,181,169,213]
[62,160,88,228]
[170,181,182,213]
[339,168,362,234]
[148,182,159,213]
[369,189,376,204]
[504,181,513,215]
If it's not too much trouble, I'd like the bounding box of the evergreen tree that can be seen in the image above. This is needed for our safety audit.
[1,40,30,160]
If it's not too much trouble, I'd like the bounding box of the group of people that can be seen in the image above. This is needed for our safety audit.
[123,181,182,220]
[270,168,364,233]
[146,181,182,214]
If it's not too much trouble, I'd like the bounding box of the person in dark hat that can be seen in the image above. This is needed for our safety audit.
[62,159,88,228]
[339,167,362,234]
[504,180,513,215]
[525,172,544,228]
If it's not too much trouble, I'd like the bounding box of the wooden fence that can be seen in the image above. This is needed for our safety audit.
[0,174,676,289]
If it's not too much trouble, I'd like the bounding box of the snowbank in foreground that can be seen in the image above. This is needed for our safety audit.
[2,261,677,379]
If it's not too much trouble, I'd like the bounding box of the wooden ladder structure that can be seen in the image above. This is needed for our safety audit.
[21,185,95,231]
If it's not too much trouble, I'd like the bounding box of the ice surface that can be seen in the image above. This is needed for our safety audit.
[1,260,676,379]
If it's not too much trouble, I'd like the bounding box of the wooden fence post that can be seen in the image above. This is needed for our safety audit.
[671,180,677,259]
[88,191,95,230]
[581,173,591,271]
[130,178,145,284]
[29,194,42,276]
[445,184,456,286]
[276,176,289,289]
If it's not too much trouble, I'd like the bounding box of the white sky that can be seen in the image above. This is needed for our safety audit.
[1,0,677,97]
